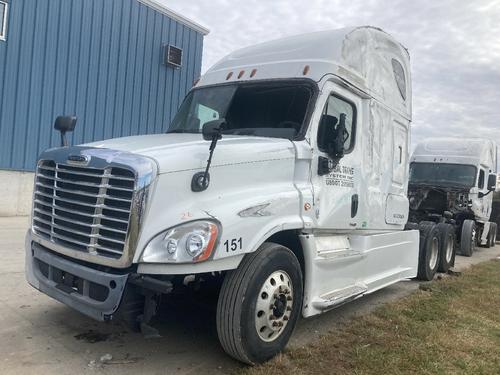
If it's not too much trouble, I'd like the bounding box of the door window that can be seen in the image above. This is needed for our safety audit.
[318,94,356,153]
[478,169,485,189]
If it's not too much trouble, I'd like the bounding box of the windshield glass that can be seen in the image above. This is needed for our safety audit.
[168,81,314,139]
[409,163,477,188]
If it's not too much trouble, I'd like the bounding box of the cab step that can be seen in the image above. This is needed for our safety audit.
[311,284,368,310]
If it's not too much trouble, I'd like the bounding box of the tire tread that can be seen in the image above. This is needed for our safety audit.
[217,243,280,364]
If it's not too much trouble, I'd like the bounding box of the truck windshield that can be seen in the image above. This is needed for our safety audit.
[409,163,477,188]
[168,81,314,139]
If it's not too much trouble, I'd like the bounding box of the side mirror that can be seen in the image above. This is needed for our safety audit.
[54,116,77,147]
[202,119,225,141]
[192,119,226,193]
[487,173,497,191]
[334,113,347,159]
[318,113,346,159]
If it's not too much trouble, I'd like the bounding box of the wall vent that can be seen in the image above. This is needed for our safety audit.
[164,45,182,68]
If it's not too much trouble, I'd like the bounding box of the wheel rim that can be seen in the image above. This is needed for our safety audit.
[429,237,439,270]
[471,227,476,251]
[255,270,293,342]
[445,234,454,263]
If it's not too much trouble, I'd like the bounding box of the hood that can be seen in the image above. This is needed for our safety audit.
[85,133,296,174]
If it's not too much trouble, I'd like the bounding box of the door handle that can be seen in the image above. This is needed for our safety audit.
[351,194,359,218]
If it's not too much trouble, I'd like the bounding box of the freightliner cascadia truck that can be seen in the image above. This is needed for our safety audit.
[26,26,448,364]
[408,139,497,265]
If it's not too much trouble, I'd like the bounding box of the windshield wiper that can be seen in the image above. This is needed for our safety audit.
[166,129,198,134]
[410,181,472,191]
[409,181,439,187]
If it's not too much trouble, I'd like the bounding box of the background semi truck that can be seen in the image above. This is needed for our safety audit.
[490,190,500,236]
[27,26,448,364]
[407,139,497,269]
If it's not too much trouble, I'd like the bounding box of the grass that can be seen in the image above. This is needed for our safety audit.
[242,260,500,375]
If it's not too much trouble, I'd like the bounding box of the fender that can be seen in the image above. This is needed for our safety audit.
[133,157,304,273]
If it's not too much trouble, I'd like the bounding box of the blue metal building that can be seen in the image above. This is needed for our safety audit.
[0,0,208,171]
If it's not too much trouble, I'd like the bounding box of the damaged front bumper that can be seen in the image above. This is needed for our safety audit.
[26,231,130,321]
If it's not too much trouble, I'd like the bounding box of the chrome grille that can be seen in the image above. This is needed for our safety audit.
[32,160,136,259]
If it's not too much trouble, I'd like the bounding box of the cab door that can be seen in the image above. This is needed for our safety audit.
[311,82,364,230]
[476,168,491,221]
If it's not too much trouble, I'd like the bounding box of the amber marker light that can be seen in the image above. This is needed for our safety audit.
[303,65,310,75]
[194,223,219,263]
[250,69,257,78]
[226,72,233,80]
[238,70,245,79]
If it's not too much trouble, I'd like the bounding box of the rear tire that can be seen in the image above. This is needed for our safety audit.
[417,222,440,281]
[216,242,303,365]
[460,220,476,257]
[489,222,497,247]
[436,223,455,272]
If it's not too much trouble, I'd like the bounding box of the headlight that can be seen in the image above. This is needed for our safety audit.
[140,221,220,263]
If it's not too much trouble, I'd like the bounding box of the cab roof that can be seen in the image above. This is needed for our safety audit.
[412,138,497,169]
[198,26,411,119]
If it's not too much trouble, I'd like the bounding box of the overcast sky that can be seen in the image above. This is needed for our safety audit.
[160,0,500,160]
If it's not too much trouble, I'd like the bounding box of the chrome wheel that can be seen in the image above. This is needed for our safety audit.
[429,237,439,270]
[471,227,476,251]
[255,270,293,342]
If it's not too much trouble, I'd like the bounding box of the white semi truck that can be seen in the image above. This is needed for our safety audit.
[407,139,497,263]
[27,27,439,364]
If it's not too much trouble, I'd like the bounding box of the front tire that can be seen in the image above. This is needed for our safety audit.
[216,242,303,365]
[489,222,497,247]
[460,220,476,257]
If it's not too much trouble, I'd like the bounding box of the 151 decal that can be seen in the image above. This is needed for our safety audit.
[224,237,243,252]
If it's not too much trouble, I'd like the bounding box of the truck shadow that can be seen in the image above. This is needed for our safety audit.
[41,291,241,373]
[48,283,413,371]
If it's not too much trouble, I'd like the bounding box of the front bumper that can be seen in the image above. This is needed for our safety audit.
[26,231,129,321]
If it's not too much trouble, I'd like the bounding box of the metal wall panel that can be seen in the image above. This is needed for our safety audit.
[0,0,204,171]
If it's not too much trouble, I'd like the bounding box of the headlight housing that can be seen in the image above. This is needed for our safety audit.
[140,220,220,263]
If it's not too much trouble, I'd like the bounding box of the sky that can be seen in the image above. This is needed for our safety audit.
[159,0,500,158]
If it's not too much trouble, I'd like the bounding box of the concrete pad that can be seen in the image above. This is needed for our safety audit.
[0,171,34,216]
[0,216,499,374]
